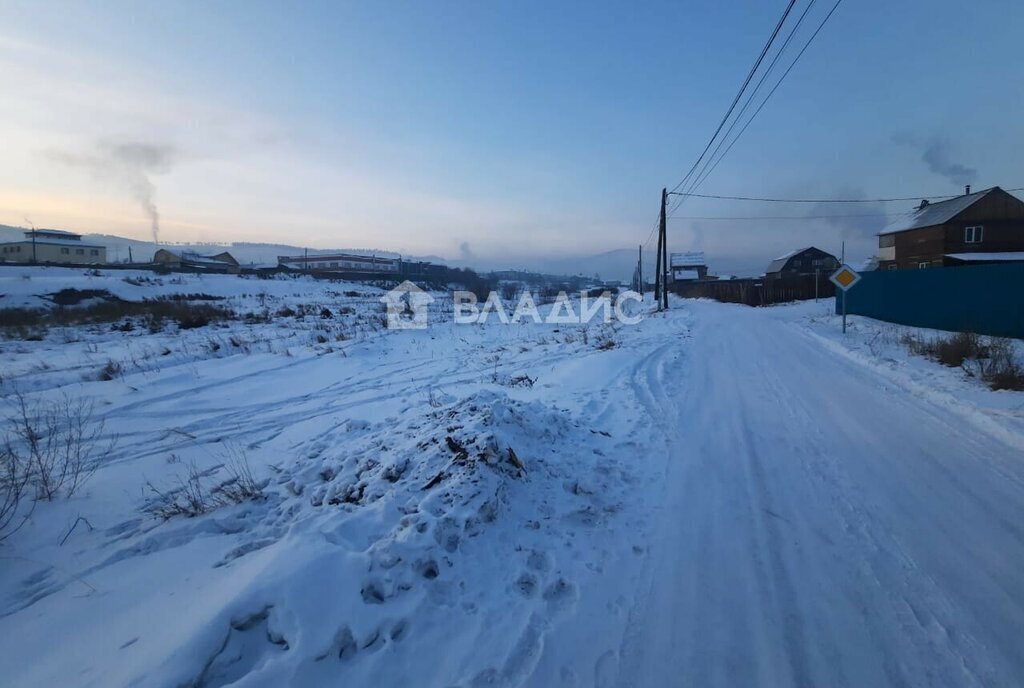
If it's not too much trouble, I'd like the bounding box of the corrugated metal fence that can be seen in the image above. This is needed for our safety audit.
[838,263,1024,339]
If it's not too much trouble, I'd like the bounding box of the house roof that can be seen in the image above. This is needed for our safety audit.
[766,247,808,274]
[945,252,1024,263]
[670,251,706,268]
[3,238,105,249]
[766,248,803,273]
[880,187,997,235]
[765,246,837,274]
[25,229,81,238]
[158,249,236,266]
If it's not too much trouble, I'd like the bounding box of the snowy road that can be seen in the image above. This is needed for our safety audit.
[603,301,1024,687]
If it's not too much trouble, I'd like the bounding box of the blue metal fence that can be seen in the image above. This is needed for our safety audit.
[837,263,1024,339]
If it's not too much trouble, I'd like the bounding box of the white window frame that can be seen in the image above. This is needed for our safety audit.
[964,225,984,243]
[918,262,929,269]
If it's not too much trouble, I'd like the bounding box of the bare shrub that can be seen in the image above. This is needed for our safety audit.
[99,360,122,381]
[5,392,110,501]
[212,451,265,504]
[976,338,1024,391]
[143,461,210,519]
[903,331,1024,391]
[934,332,984,367]
[144,451,264,520]
[902,331,982,366]
[0,446,32,541]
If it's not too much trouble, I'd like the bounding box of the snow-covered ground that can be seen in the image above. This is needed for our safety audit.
[2,268,1024,687]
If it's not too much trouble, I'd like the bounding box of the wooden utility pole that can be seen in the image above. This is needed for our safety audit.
[654,221,663,303]
[659,187,669,310]
[638,244,643,296]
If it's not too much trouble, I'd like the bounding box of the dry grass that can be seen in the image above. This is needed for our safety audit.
[1,298,234,339]
[902,331,1024,391]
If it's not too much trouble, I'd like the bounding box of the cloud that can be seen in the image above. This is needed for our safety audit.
[47,141,176,244]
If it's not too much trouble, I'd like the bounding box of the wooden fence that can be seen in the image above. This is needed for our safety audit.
[674,274,834,306]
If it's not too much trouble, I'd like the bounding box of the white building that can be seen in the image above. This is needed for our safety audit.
[0,229,107,265]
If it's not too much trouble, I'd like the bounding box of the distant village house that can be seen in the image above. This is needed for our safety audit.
[765,247,838,278]
[0,229,106,265]
[670,251,708,282]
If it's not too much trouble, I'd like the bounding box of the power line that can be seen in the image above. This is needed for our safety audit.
[668,0,798,199]
[647,0,801,269]
[687,0,845,194]
[666,187,1024,203]
[668,212,897,221]
[681,0,819,209]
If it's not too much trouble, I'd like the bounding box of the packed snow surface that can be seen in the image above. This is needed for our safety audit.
[1,267,1023,687]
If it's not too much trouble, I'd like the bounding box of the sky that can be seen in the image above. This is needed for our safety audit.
[1,0,1022,276]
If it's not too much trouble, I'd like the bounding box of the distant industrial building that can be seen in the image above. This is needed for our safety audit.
[0,229,106,265]
[278,253,399,273]
[153,249,241,273]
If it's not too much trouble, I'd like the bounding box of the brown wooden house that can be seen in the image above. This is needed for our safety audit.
[877,186,1024,270]
[765,246,838,278]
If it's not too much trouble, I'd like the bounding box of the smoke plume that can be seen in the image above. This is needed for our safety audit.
[49,141,175,245]
[808,187,887,239]
[921,138,978,188]
[893,133,978,188]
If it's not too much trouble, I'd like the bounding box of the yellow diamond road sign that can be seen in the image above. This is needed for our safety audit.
[829,264,861,291]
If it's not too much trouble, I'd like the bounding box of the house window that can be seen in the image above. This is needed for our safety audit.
[75,249,84,255]
[918,262,929,269]
[964,226,984,243]
[90,249,99,256]
[61,248,70,255]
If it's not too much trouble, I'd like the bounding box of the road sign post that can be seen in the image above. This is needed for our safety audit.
[829,265,862,334]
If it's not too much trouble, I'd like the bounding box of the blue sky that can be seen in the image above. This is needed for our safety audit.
[1,0,1022,274]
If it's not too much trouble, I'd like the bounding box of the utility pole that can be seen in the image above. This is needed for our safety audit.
[654,220,663,304]
[638,244,643,297]
[26,218,37,264]
[660,187,669,310]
